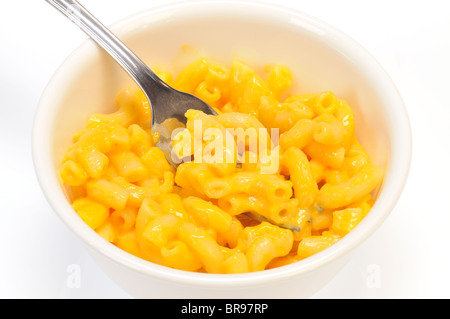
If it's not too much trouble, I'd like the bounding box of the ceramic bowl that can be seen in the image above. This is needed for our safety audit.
[33,0,411,298]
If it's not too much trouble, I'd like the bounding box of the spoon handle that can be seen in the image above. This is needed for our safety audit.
[45,0,165,119]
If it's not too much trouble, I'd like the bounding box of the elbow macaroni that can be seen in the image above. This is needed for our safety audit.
[60,55,384,273]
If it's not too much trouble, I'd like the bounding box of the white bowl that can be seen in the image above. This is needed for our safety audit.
[32,0,411,298]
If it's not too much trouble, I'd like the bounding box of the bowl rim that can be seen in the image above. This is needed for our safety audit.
[32,0,412,289]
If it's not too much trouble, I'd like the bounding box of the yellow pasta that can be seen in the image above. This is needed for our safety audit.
[141,147,175,179]
[110,176,146,208]
[205,63,231,105]
[282,147,318,209]
[72,197,109,230]
[141,214,182,248]
[115,230,142,258]
[279,118,314,150]
[161,241,203,272]
[298,91,339,116]
[129,124,154,157]
[331,207,364,236]
[173,57,209,94]
[304,141,346,170]
[297,233,341,258]
[312,113,345,145]
[242,222,294,272]
[182,196,233,233]
[178,223,225,274]
[86,179,129,211]
[264,64,293,100]
[60,160,88,186]
[95,220,117,243]
[195,81,222,106]
[75,143,109,179]
[224,251,249,274]
[258,96,314,133]
[109,151,148,183]
[333,99,356,151]
[158,193,191,221]
[317,164,384,210]
[110,207,137,233]
[60,55,384,274]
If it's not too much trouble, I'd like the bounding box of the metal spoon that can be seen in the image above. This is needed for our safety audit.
[45,0,217,165]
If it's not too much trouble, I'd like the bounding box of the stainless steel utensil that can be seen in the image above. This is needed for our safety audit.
[45,0,217,165]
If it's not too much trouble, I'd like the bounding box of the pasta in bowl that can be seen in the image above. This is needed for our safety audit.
[60,59,384,274]
[33,1,411,298]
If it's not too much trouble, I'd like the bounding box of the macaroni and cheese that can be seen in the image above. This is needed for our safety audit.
[60,57,383,274]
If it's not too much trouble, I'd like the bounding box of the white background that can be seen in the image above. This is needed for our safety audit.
[1,0,449,299]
